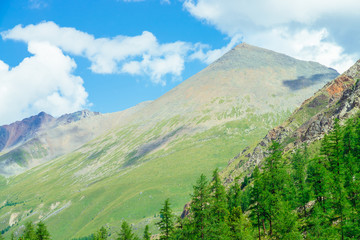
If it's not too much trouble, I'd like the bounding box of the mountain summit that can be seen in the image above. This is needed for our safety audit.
[0,44,339,239]
[142,42,338,120]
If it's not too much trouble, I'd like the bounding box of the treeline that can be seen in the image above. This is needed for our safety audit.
[153,117,360,239]
[2,116,360,239]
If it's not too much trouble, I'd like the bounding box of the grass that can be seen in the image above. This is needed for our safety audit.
[0,109,290,239]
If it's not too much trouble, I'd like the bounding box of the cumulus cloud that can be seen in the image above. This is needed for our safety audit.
[190,35,242,64]
[0,21,232,123]
[184,0,360,73]
[2,22,204,84]
[0,41,88,125]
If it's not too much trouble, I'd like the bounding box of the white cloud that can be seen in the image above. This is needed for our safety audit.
[1,21,203,83]
[0,41,88,125]
[190,35,242,64]
[1,21,234,123]
[184,0,360,73]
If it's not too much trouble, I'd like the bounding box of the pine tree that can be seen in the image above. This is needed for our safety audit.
[143,225,151,240]
[190,174,211,239]
[327,119,348,240]
[172,217,194,240]
[23,221,36,240]
[249,166,264,240]
[95,226,107,240]
[117,221,138,240]
[157,199,174,240]
[227,206,252,240]
[227,180,242,214]
[261,141,287,236]
[272,200,301,240]
[35,221,50,240]
[291,147,310,217]
[208,169,230,239]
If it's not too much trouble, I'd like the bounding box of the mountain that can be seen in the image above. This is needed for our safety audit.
[0,43,339,239]
[0,105,152,176]
[223,59,360,185]
[0,112,54,152]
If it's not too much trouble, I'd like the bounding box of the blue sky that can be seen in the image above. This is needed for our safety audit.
[0,0,359,125]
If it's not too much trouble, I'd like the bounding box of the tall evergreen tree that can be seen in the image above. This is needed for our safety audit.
[249,166,264,240]
[291,147,310,217]
[117,221,138,240]
[35,221,50,240]
[208,169,230,239]
[190,174,211,239]
[307,134,332,213]
[227,206,252,240]
[95,226,107,240]
[227,180,242,214]
[157,199,174,240]
[172,216,194,240]
[143,225,151,240]
[23,221,36,240]
[272,200,301,240]
[327,119,348,240]
[261,141,287,236]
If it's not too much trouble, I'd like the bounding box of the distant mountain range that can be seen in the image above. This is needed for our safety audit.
[0,43,340,239]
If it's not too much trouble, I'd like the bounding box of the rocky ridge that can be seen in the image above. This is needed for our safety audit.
[223,60,360,184]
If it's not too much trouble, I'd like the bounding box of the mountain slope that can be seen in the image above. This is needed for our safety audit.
[0,104,151,176]
[0,43,339,239]
[223,59,360,185]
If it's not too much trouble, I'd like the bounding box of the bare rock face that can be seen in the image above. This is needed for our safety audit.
[0,110,103,175]
[224,59,360,184]
[0,112,54,151]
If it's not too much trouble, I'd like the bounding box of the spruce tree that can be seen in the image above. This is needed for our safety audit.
[227,206,252,240]
[272,200,301,240]
[227,180,242,214]
[208,169,230,239]
[35,221,50,240]
[157,199,174,240]
[173,217,194,240]
[143,225,151,240]
[249,166,264,240]
[23,221,36,240]
[190,174,211,239]
[117,221,138,240]
[95,226,107,240]
[327,119,348,240]
[261,141,287,236]
[291,147,310,217]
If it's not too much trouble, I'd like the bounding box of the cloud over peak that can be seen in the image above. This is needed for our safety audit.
[183,0,360,73]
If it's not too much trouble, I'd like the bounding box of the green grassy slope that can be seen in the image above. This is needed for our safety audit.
[0,110,289,239]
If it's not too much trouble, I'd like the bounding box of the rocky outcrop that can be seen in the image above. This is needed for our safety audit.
[0,112,54,151]
[0,110,100,153]
[0,110,102,176]
[224,60,360,184]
